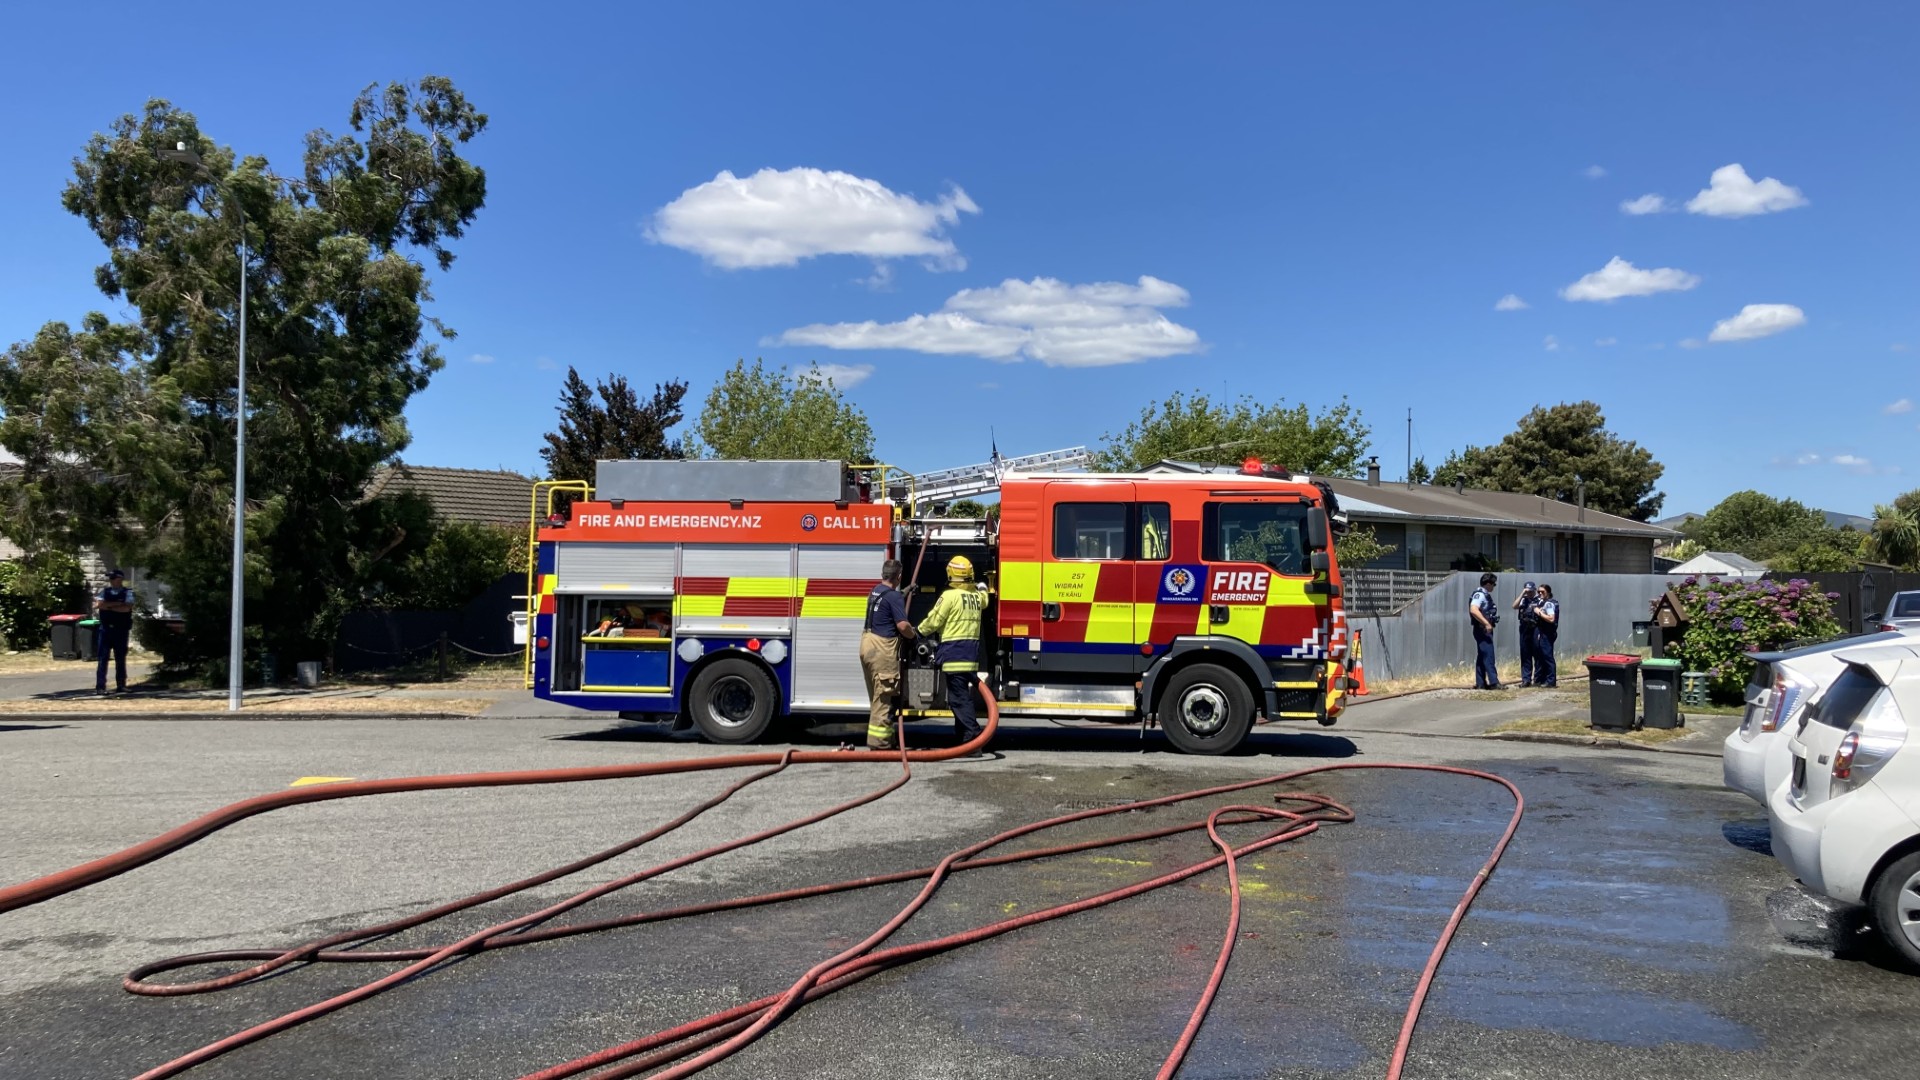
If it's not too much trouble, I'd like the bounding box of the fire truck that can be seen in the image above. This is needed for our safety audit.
[524,453,1351,755]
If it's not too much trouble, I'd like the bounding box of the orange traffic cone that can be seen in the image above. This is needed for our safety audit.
[1351,629,1369,696]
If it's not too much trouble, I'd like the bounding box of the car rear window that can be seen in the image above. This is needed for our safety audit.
[1808,668,1881,729]
[1892,593,1920,618]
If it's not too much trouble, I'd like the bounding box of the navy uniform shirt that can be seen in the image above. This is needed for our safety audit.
[1537,598,1560,636]
[866,584,908,639]
[96,584,135,629]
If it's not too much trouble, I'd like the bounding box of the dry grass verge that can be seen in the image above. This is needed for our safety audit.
[0,696,494,716]
[1486,716,1695,745]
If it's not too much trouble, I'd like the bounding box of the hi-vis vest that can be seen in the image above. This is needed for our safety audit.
[918,585,985,672]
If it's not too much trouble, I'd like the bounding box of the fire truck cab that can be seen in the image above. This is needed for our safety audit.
[526,458,1348,755]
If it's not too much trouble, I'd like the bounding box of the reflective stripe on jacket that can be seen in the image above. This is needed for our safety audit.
[918,585,986,672]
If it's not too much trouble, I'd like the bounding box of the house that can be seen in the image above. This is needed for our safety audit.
[1667,551,1769,580]
[1144,458,1677,573]
[363,464,536,528]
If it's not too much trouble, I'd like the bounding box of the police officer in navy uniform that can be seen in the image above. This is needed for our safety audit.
[94,569,135,694]
[1468,572,1502,690]
[1533,584,1560,687]
[1512,581,1541,686]
[860,559,915,750]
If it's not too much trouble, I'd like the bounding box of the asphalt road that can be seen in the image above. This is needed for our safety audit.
[2,711,1917,1080]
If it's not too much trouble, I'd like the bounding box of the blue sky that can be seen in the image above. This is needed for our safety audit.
[2,1,1915,518]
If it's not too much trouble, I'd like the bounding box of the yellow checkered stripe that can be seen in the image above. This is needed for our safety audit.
[669,577,871,619]
[999,560,1327,645]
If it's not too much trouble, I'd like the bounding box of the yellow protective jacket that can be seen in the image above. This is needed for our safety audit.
[917,585,986,672]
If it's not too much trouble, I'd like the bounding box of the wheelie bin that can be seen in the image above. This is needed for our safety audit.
[48,614,84,660]
[1583,654,1642,730]
[1640,657,1684,729]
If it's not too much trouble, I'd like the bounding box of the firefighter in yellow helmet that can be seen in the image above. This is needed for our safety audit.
[916,555,987,745]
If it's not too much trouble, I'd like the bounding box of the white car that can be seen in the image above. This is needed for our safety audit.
[1724,631,1910,805]
[1769,642,1920,967]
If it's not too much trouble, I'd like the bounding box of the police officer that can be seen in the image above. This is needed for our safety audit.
[917,555,987,747]
[94,569,135,694]
[1534,584,1560,687]
[860,559,915,750]
[1512,581,1540,686]
[1468,572,1502,690]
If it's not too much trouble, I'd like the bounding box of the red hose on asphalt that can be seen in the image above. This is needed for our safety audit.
[4,681,1525,1080]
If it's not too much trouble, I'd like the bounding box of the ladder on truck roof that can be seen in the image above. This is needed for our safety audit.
[911,446,1092,508]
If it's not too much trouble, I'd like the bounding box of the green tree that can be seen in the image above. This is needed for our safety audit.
[0,552,88,650]
[1406,456,1432,485]
[692,359,876,461]
[1431,401,1664,521]
[945,498,990,518]
[0,78,490,664]
[540,366,687,480]
[383,521,518,610]
[1870,489,1920,569]
[1682,490,1855,567]
[1333,525,1396,569]
[1095,391,1370,475]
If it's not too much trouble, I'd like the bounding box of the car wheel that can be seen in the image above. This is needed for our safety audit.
[1871,850,1920,969]
[687,658,777,744]
[1159,664,1254,756]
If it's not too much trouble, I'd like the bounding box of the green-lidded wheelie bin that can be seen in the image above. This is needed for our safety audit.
[1640,657,1684,729]
[76,618,99,662]
[1583,654,1641,730]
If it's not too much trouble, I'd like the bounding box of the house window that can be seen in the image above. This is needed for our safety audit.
[1405,525,1427,571]
[1585,538,1602,573]
[1477,532,1500,563]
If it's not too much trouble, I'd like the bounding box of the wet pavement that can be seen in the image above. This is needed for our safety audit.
[2,714,1918,1079]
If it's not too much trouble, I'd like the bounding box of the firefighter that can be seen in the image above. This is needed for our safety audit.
[917,555,987,746]
[861,559,915,750]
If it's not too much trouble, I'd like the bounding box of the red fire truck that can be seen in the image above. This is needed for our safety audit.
[525,457,1350,754]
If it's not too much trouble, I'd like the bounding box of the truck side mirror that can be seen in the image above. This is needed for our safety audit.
[1306,509,1329,550]
[1310,551,1330,573]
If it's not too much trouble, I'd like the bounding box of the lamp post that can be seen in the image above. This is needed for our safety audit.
[160,141,247,712]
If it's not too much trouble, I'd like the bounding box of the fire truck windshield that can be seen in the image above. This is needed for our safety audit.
[1206,502,1310,575]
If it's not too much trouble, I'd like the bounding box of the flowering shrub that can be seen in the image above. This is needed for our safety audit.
[1663,576,1842,701]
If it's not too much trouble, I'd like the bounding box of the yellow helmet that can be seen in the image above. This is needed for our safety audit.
[946,555,973,583]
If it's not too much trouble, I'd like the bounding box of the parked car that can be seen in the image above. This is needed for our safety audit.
[1724,631,1911,805]
[1769,641,1920,967]
[1877,589,1920,632]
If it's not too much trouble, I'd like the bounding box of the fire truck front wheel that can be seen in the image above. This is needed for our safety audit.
[687,658,777,744]
[1159,664,1255,755]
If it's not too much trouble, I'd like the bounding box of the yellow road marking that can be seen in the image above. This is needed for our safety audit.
[290,776,356,788]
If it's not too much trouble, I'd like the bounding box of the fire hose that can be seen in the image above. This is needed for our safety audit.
[0,683,1524,1080]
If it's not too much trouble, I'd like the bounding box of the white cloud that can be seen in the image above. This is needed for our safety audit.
[1685,163,1808,218]
[1893,343,1910,353]
[1494,293,1528,311]
[1595,337,1618,346]
[1620,194,1670,215]
[1776,451,1879,474]
[775,276,1201,368]
[1543,335,1560,352]
[1560,256,1701,302]
[535,356,559,371]
[648,167,979,270]
[1708,303,1806,343]
[1679,338,1704,349]
[468,353,495,364]
[795,362,875,389]
[978,381,1000,390]
[1887,398,1914,415]
[1583,165,1608,179]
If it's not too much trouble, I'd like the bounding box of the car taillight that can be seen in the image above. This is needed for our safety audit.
[1761,672,1808,732]
[1831,731,1860,782]
[1879,623,1898,632]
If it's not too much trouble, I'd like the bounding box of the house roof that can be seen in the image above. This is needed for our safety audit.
[1143,461,1675,539]
[365,464,534,527]
[1669,551,1770,576]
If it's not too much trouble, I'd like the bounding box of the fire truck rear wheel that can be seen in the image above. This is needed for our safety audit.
[688,658,777,744]
[1159,664,1254,755]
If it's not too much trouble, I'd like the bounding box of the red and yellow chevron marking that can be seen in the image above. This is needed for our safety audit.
[537,573,557,615]
[672,577,872,619]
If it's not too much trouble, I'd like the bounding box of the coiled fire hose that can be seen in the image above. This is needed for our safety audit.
[0,681,1524,1080]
